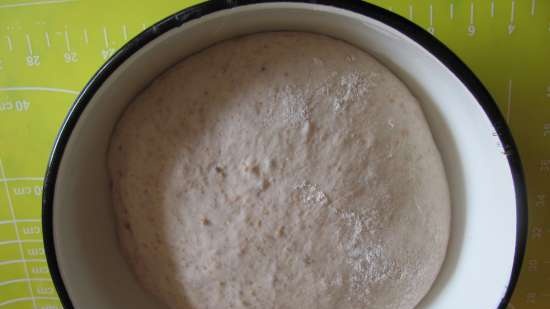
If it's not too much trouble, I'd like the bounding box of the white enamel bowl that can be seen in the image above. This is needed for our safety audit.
[42,2,527,309]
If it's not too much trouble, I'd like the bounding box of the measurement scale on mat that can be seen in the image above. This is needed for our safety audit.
[0,1,549,308]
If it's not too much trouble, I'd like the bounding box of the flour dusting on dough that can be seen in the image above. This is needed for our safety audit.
[294,181,329,208]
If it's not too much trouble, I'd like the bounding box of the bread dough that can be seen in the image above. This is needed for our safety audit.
[108,32,450,309]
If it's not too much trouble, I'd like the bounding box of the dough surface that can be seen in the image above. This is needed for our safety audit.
[108,32,450,309]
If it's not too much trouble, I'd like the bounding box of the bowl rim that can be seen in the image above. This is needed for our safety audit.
[42,1,528,309]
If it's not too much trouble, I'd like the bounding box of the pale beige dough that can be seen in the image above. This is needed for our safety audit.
[108,32,451,309]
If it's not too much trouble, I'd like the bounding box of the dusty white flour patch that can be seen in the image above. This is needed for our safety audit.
[294,181,329,208]
[331,71,378,112]
[278,85,310,126]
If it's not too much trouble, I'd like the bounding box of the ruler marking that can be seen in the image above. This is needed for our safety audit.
[64,29,71,52]
[408,4,414,21]
[83,28,89,45]
[0,278,51,287]
[0,177,43,182]
[0,219,41,225]
[0,259,46,266]
[507,79,513,123]
[388,6,393,12]
[6,35,13,51]
[0,239,42,246]
[122,24,128,41]
[44,32,50,48]
[0,159,37,309]
[429,4,433,26]
[0,0,77,10]
[141,23,146,30]
[102,26,109,48]
[531,0,536,16]
[491,0,495,17]
[508,0,516,34]
[0,86,78,94]
[510,0,516,23]
[24,34,33,55]
[0,297,59,307]
[470,2,475,25]
[450,3,454,19]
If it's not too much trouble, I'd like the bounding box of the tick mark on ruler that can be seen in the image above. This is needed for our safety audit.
[64,29,71,52]
[25,34,33,55]
[449,3,454,20]
[5,35,13,51]
[122,24,128,41]
[101,26,115,60]
[531,0,536,16]
[0,86,78,95]
[0,177,43,182]
[408,5,414,21]
[102,26,109,48]
[44,32,50,48]
[428,4,435,34]
[0,219,40,225]
[0,239,42,246]
[506,79,513,124]
[0,278,51,287]
[141,23,146,30]
[468,2,476,36]
[510,0,516,23]
[491,0,495,17]
[470,2,475,25]
[0,0,77,10]
[83,28,89,45]
[508,0,516,35]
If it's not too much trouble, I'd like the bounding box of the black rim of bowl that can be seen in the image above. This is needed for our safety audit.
[42,1,528,308]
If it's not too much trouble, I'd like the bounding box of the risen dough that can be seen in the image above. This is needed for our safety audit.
[108,32,450,309]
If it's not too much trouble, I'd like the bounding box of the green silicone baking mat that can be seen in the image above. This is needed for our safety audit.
[0,0,549,308]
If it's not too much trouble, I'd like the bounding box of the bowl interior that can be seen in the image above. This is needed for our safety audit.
[52,3,518,309]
